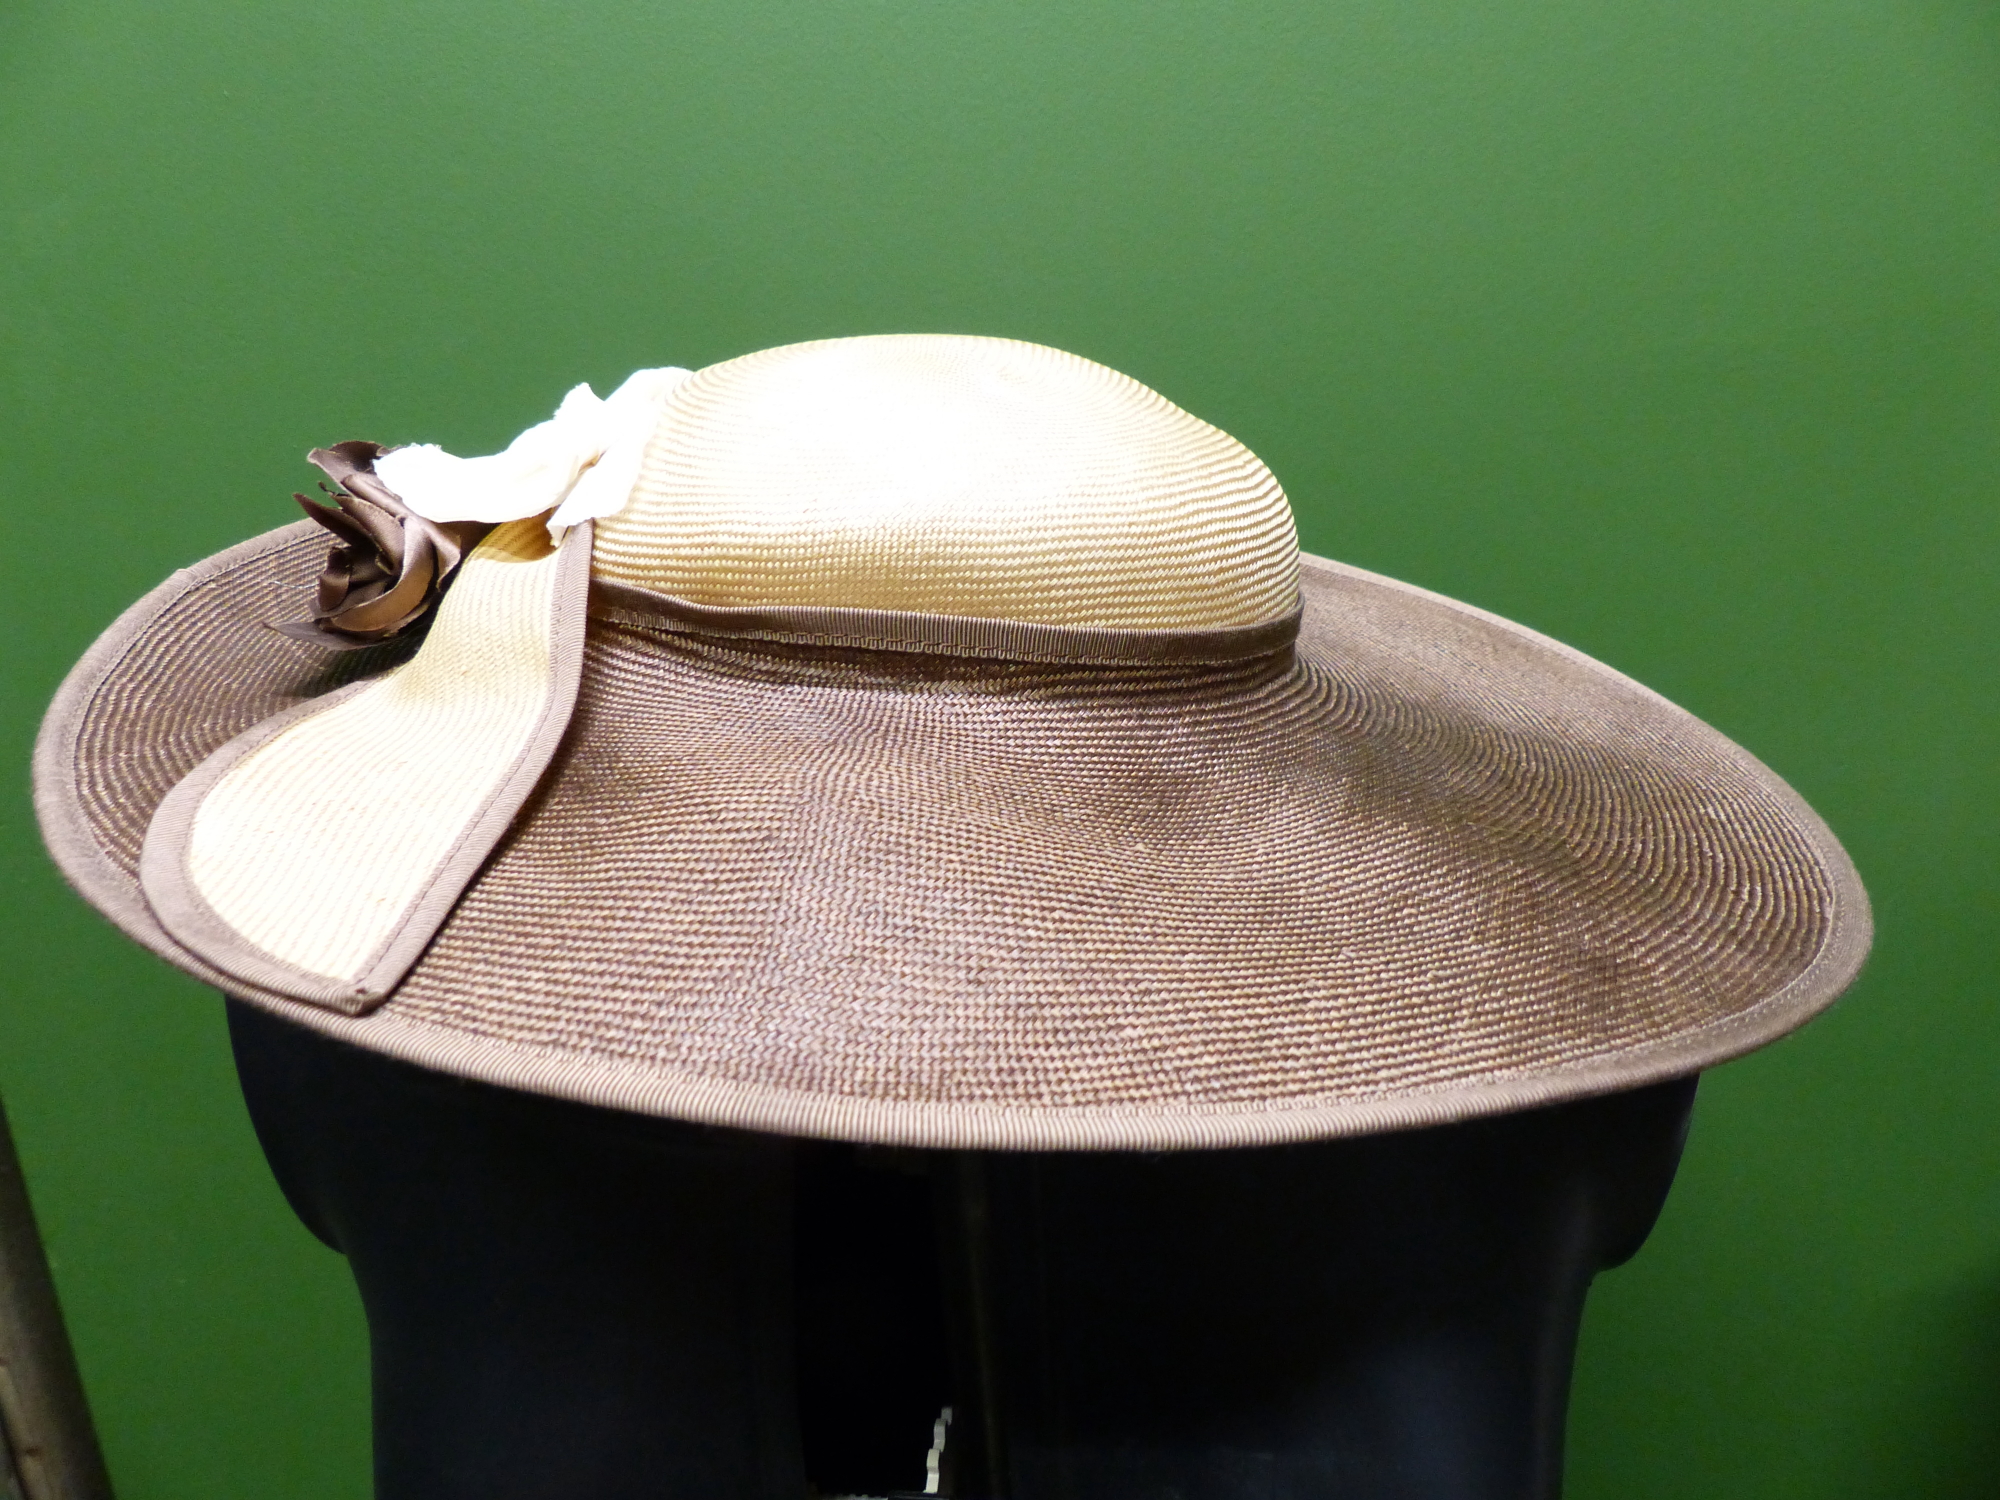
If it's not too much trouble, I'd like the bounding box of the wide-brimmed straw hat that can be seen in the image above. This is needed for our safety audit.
[35,334,1869,1149]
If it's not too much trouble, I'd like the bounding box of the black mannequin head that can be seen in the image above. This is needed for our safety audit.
[228,1000,1694,1500]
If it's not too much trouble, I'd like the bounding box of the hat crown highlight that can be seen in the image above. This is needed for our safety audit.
[592,334,1300,629]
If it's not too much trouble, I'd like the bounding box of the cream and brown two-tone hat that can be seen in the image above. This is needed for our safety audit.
[34,334,1870,1149]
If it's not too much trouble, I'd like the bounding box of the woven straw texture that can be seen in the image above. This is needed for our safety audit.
[594,336,1299,627]
[175,521,567,984]
[36,524,1868,1148]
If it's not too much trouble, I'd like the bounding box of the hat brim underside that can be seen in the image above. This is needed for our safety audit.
[36,522,1870,1149]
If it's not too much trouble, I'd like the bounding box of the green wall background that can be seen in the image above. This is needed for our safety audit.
[2,0,1996,1494]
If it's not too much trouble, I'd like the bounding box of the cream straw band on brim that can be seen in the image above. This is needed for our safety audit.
[34,334,1871,1149]
[139,520,592,1012]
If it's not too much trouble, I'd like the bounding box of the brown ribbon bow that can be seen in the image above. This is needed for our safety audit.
[277,442,493,648]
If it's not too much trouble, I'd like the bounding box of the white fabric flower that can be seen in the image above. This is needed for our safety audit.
[374,366,691,535]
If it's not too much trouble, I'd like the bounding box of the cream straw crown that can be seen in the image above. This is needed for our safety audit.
[595,336,1301,628]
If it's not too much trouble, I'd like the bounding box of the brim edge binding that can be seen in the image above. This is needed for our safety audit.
[33,526,334,997]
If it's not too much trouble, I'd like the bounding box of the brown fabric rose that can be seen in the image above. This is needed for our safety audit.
[277,442,493,648]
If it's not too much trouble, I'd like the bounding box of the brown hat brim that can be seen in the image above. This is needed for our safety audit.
[35,522,1869,1149]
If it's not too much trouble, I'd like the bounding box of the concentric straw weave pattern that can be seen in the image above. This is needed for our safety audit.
[595,337,1299,627]
[39,522,1858,1146]
[63,529,420,887]
[383,560,1831,1110]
